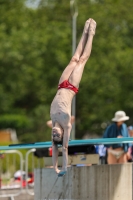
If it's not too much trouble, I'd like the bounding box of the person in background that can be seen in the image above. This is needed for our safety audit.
[127,126,133,162]
[128,126,133,137]
[103,111,130,164]
[95,144,107,164]
[0,150,5,159]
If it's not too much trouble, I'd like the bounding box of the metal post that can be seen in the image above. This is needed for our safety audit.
[70,0,78,140]
[25,148,36,195]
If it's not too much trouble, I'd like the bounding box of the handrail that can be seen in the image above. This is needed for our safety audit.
[0,150,23,198]
[25,148,36,195]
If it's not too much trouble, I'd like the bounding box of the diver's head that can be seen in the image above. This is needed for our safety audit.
[52,126,63,143]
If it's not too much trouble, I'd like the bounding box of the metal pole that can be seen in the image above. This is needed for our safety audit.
[70,0,78,140]
[25,148,36,195]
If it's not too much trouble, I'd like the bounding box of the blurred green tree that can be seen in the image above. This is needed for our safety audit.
[0,0,133,142]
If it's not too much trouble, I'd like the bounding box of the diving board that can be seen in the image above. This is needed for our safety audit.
[0,137,133,150]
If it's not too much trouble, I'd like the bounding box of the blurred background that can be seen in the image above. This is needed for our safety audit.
[0,0,133,144]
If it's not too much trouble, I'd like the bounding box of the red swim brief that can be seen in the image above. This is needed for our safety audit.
[58,80,78,94]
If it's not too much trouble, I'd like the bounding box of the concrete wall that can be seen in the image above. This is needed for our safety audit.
[0,189,34,200]
[34,163,133,200]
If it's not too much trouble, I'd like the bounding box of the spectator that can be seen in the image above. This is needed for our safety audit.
[127,126,133,162]
[0,150,5,159]
[96,145,107,164]
[128,126,133,137]
[103,111,130,164]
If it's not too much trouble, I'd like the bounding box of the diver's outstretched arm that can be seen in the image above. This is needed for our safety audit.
[61,124,72,172]
[52,143,60,174]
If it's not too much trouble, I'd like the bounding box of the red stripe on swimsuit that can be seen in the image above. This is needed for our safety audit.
[58,80,78,94]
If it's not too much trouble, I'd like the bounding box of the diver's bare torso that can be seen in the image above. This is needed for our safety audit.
[50,88,75,127]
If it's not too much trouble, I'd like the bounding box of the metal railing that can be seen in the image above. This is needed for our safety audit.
[25,148,36,196]
[0,150,23,199]
[0,148,45,199]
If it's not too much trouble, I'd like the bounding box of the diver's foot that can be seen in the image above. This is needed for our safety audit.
[55,169,61,174]
[89,19,96,35]
[84,18,91,34]
[58,170,67,177]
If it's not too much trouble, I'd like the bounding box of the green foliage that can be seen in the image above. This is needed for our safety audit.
[0,0,133,142]
[0,114,31,129]
[74,0,133,137]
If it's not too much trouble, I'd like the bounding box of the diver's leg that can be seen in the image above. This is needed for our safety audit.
[68,19,96,88]
[58,19,91,84]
